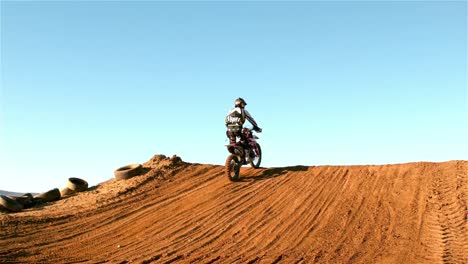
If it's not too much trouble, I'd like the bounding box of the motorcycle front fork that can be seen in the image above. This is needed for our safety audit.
[244,149,255,161]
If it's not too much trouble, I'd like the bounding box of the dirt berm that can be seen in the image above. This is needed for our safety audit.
[0,155,466,263]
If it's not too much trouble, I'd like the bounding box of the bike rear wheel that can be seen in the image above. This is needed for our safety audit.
[249,143,262,168]
[225,154,240,181]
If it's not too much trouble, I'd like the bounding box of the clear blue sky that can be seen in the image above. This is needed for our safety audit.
[1,1,467,193]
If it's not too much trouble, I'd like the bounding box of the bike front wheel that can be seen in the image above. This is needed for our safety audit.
[225,154,240,181]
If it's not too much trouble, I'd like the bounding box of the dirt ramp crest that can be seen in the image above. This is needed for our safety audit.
[0,158,466,263]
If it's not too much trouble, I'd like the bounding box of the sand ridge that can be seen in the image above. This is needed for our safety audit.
[1,155,466,263]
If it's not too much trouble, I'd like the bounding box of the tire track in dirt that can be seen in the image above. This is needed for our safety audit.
[94,165,228,262]
[185,166,355,262]
[325,166,389,263]
[418,162,467,264]
[261,167,349,253]
[170,168,296,261]
[208,168,315,262]
[129,166,271,261]
[140,167,298,262]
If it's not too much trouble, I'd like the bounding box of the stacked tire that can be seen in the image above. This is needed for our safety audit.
[1,177,89,213]
[0,195,24,212]
[61,177,89,197]
[34,188,61,203]
[114,164,143,180]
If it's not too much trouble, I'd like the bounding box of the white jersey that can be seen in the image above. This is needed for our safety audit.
[225,107,259,127]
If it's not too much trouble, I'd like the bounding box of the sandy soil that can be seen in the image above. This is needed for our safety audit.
[1,155,466,263]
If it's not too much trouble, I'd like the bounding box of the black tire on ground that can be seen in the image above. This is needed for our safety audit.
[31,197,45,206]
[34,188,61,202]
[0,195,23,212]
[249,143,262,169]
[225,154,240,181]
[13,193,34,207]
[114,164,143,180]
[67,177,88,192]
[22,193,34,200]
[60,187,76,197]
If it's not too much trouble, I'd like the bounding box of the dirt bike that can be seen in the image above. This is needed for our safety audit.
[225,127,262,181]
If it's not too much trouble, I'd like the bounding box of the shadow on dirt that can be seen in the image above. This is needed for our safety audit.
[239,165,309,182]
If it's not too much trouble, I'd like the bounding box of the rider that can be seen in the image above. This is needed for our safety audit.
[225,97,262,148]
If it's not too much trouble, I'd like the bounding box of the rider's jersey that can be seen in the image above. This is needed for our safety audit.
[225,107,259,128]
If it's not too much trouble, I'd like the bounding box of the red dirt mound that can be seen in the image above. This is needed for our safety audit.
[0,155,466,263]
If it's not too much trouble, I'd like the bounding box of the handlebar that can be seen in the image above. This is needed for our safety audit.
[246,126,262,133]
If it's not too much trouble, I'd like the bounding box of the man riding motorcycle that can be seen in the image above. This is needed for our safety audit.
[225,97,262,162]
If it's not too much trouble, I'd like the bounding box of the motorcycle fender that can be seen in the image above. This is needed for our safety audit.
[227,145,236,154]
[226,144,243,156]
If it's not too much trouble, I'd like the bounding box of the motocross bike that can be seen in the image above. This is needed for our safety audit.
[225,127,262,181]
